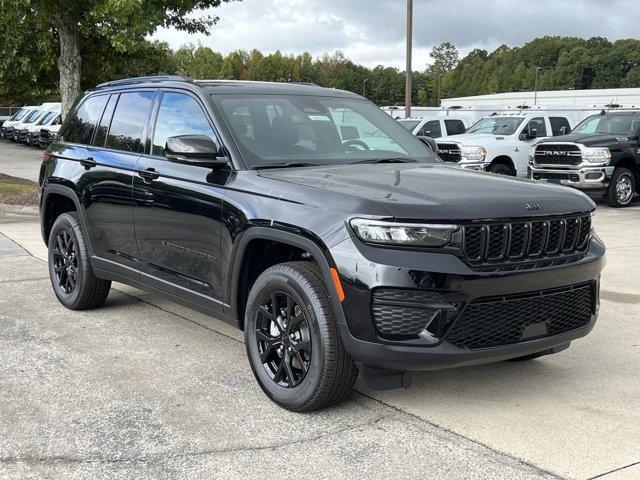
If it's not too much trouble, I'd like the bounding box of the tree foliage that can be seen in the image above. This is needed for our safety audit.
[3,31,640,108]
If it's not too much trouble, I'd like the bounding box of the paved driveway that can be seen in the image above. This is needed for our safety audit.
[0,141,639,479]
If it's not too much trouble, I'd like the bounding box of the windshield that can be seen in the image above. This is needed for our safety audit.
[213,94,438,168]
[9,108,26,121]
[573,115,640,136]
[24,110,42,123]
[398,120,420,132]
[467,117,524,135]
[37,111,57,125]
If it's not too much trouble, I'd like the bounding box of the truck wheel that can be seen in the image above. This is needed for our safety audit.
[48,212,111,310]
[489,163,515,176]
[605,167,635,207]
[244,262,358,412]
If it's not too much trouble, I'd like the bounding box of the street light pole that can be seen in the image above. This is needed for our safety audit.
[405,0,413,118]
[534,66,542,105]
[363,78,369,98]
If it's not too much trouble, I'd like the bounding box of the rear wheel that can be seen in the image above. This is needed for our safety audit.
[48,212,111,310]
[244,262,357,412]
[605,167,635,207]
[489,163,515,176]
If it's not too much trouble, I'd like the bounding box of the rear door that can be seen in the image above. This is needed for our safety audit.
[133,89,227,312]
[65,90,155,272]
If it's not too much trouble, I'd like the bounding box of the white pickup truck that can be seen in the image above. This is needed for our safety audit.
[434,113,572,176]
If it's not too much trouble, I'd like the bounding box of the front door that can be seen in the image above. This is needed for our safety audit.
[133,90,227,312]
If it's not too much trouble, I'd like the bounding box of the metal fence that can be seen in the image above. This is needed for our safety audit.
[0,106,22,118]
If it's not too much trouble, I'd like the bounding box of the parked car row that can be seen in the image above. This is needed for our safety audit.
[406,111,638,207]
[0,102,62,149]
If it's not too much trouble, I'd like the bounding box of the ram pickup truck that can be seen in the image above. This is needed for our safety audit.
[435,113,571,176]
[529,110,640,207]
[40,76,605,412]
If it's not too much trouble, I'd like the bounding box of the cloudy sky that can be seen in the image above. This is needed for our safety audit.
[152,0,639,69]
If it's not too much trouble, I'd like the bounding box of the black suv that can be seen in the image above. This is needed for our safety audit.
[40,76,605,412]
[529,110,640,207]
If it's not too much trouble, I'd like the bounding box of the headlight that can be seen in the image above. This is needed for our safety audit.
[529,146,536,163]
[350,219,459,247]
[460,146,487,163]
[582,147,611,164]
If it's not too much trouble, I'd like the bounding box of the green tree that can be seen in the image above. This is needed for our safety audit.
[3,0,236,116]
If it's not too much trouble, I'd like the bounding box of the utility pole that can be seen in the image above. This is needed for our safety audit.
[363,78,369,98]
[405,0,413,118]
[437,73,443,107]
[534,66,542,105]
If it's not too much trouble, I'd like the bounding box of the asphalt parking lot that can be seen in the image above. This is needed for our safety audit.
[0,141,639,479]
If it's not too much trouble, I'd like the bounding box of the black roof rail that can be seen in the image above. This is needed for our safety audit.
[96,75,192,88]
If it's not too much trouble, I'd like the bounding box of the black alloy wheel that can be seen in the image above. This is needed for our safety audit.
[52,228,78,294]
[244,262,358,412]
[255,291,312,388]
[48,212,111,310]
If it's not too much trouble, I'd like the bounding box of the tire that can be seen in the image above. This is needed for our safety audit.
[48,212,111,310]
[605,167,636,207]
[489,163,515,176]
[244,261,358,412]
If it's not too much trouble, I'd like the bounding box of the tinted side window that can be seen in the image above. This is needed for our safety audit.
[152,92,215,157]
[94,95,118,147]
[418,120,442,138]
[549,117,571,136]
[62,95,108,145]
[444,119,466,135]
[106,91,155,153]
[526,117,548,137]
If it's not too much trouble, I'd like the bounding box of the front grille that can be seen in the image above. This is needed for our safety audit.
[445,283,594,349]
[371,289,444,337]
[462,214,591,266]
[534,144,582,166]
[436,143,462,162]
[532,172,580,182]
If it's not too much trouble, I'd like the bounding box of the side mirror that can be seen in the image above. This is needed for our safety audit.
[417,135,437,151]
[520,128,538,140]
[165,135,228,168]
[559,126,571,135]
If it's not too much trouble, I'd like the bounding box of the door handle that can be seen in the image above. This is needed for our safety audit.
[80,157,97,169]
[138,168,160,182]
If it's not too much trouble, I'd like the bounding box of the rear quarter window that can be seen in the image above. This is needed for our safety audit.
[61,95,109,145]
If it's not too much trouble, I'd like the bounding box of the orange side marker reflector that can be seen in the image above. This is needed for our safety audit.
[329,267,346,302]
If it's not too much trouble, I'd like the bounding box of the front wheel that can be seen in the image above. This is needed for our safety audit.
[244,262,358,412]
[489,163,515,176]
[605,167,636,207]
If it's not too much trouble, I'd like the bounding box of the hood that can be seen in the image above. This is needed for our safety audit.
[537,133,632,148]
[259,163,594,221]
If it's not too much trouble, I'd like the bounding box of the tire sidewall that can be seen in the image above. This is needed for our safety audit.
[48,214,86,307]
[490,164,514,176]
[245,268,327,409]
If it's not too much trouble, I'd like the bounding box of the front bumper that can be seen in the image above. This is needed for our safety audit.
[459,162,488,172]
[17,129,30,143]
[330,235,605,372]
[528,164,614,192]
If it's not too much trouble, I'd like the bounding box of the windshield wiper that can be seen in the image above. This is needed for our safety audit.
[353,158,415,164]
[254,162,318,170]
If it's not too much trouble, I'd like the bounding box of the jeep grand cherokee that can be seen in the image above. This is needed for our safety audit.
[39,76,605,412]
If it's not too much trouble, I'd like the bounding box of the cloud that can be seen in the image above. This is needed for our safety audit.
[151,0,640,69]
